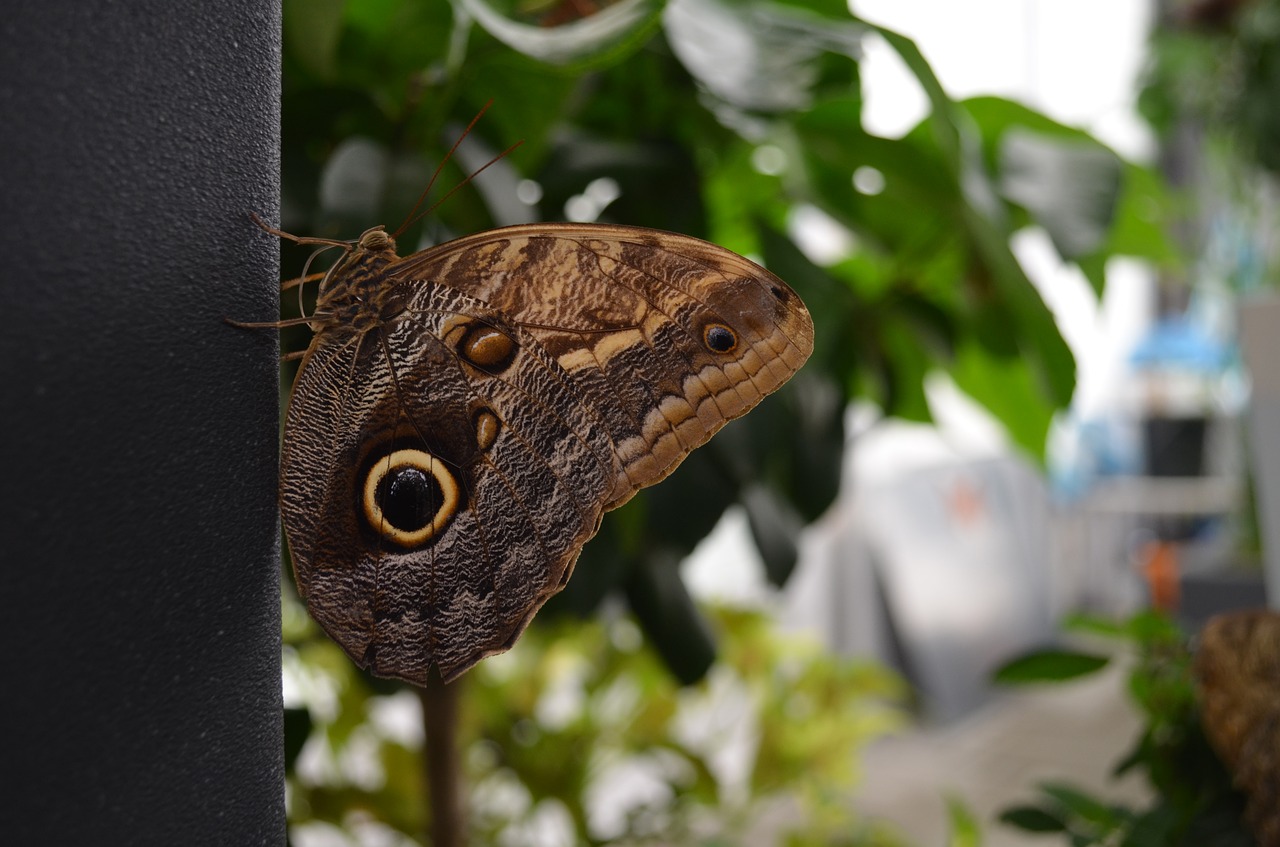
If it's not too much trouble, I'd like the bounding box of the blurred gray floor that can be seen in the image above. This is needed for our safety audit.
[853,658,1150,845]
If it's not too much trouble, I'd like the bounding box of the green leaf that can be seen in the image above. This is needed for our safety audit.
[795,100,958,255]
[958,204,1076,407]
[282,706,314,772]
[946,797,983,847]
[1062,612,1128,639]
[537,133,707,234]
[1039,782,1128,829]
[335,0,455,95]
[458,0,663,67]
[623,548,717,685]
[795,93,1078,416]
[949,339,1056,461]
[1121,608,1185,647]
[993,649,1109,685]
[313,136,435,236]
[644,445,740,553]
[543,507,637,617]
[853,17,962,167]
[453,49,577,166]
[962,95,1129,285]
[880,319,933,421]
[1098,163,1181,263]
[665,0,863,111]
[741,482,803,586]
[999,805,1067,833]
[755,219,863,378]
[1070,162,1181,296]
[999,128,1121,259]
[284,0,348,78]
[961,95,1109,179]
[795,101,1077,426]
[772,375,846,521]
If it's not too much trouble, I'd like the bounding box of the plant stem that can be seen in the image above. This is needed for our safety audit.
[420,672,465,847]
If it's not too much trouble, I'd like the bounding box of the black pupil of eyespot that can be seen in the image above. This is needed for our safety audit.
[706,325,735,352]
[377,466,440,531]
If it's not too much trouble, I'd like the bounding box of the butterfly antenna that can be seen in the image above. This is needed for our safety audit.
[392,103,526,239]
[392,101,492,239]
[404,140,525,236]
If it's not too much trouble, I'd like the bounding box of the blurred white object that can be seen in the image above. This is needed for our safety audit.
[787,434,1056,722]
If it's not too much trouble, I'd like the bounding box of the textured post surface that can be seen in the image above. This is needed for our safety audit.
[0,2,284,844]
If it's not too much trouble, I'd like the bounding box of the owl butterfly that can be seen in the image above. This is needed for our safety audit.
[1195,609,1280,845]
[267,182,813,686]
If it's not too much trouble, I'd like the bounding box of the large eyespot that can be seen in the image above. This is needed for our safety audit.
[458,323,517,372]
[362,449,459,547]
[702,323,738,354]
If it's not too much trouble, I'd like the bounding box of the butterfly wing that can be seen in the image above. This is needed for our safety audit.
[283,223,813,685]
[283,285,615,683]
[392,223,815,508]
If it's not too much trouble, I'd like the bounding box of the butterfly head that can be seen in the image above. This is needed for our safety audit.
[357,226,396,254]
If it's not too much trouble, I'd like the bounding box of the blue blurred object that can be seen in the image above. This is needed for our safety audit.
[1128,318,1231,372]
[1049,416,1143,502]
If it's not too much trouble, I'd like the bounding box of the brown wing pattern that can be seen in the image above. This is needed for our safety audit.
[282,223,813,685]
[392,224,814,508]
[283,285,615,682]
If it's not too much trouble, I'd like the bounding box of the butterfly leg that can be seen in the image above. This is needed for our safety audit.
[223,314,327,330]
[282,271,327,292]
[249,212,351,249]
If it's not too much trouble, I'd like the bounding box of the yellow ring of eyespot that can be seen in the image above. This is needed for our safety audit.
[362,448,460,547]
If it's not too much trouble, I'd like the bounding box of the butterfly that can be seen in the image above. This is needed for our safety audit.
[251,151,812,685]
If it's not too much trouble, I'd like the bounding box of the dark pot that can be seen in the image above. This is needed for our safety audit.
[1144,415,1208,477]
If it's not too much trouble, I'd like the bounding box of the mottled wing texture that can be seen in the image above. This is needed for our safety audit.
[1195,609,1280,845]
[282,223,813,685]
[283,286,615,683]
[392,224,814,508]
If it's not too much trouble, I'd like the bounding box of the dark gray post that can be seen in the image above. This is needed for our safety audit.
[0,2,284,844]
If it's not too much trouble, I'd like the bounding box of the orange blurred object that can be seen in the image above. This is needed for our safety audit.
[1139,540,1181,612]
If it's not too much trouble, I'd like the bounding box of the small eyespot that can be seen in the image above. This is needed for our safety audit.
[362,448,460,546]
[473,407,501,452]
[458,323,516,371]
[703,323,738,354]
[770,285,786,301]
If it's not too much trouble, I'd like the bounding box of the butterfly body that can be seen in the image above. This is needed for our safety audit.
[281,223,813,684]
[309,227,401,331]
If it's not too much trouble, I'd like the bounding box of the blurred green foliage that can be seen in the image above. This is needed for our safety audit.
[278,0,1179,840]
[995,612,1253,845]
[1140,0,1280,176]
[285,594,909,845]
[1137,0,1280,298]
[279,0,1172,681]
